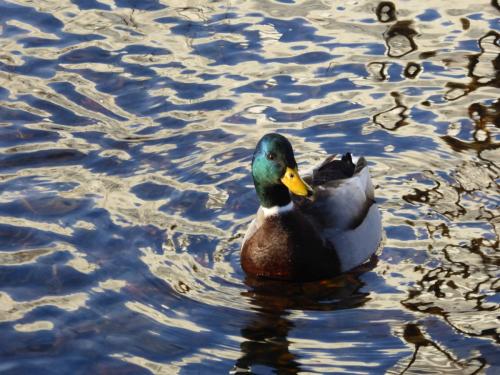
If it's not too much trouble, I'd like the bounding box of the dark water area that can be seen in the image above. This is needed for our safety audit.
[0,0,499,374]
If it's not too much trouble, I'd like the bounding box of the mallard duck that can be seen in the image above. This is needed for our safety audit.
[241,133,382,281]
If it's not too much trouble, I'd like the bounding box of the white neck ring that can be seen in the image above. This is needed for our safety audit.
[261,201,294,217]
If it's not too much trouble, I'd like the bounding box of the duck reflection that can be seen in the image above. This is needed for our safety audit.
[232,287,300,374]
[232,260,375,374]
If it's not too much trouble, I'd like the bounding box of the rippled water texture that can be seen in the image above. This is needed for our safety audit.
[0,0,499,373]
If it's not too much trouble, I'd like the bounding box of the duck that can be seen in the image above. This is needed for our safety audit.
[241,133,382,281]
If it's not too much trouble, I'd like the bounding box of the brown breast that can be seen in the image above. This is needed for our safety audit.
[241,210,341,281]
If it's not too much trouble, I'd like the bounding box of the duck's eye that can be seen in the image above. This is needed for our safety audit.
[266,152,275,160]
[289,172,295,178]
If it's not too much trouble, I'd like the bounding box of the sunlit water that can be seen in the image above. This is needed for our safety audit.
[0,1,499,374]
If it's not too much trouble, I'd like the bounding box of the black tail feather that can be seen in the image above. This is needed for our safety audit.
[313,153,357,185]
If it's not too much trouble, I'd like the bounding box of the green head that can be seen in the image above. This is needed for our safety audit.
[252,133,312,208]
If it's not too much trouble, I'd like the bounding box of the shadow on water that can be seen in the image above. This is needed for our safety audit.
[234,265,373,374]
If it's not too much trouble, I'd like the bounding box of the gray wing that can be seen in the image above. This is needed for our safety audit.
[296,156,382,272]
[295,156,375,231]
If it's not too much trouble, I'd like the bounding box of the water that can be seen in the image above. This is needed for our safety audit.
[0,0,499,373]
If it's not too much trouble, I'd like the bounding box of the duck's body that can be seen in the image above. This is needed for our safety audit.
[241,133,382,281]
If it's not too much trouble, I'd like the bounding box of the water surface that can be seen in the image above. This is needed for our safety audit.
[0,0,499,374]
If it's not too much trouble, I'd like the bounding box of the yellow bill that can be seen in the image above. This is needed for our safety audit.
[280,167,313,196]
